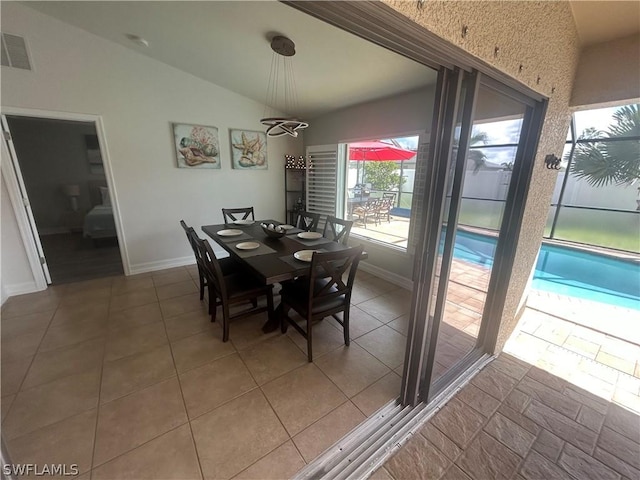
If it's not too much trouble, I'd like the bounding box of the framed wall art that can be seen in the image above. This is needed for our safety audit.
[173,123,221,169]
[230,129,267,170]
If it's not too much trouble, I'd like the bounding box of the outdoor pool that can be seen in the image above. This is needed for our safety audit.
[453,230,640,310]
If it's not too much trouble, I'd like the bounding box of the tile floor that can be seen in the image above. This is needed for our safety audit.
[3,264,639,480]
[377,307,640,480]
[1,266,411,479]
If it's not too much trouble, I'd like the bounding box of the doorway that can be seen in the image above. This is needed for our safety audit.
[3,115,123,284]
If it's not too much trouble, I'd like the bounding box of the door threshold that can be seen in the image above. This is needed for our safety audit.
[294,354,493,480]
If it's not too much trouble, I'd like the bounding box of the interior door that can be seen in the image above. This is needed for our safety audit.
[402,69,546,404]
[1,114,52,284]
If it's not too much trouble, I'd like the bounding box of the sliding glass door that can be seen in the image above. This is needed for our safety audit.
[402,69,546,404]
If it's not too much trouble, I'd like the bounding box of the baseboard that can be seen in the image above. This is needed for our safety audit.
[359,261,413,290]
[2,281,43,302]
[128,256,195,275]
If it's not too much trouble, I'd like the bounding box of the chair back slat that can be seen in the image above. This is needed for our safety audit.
[323,216,353,245]
[295,211,320,232]
[222,207,255,223]
[307,246,363,315]
[193,234,227,298]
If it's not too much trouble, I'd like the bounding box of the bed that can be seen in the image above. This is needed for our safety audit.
[83,182,117,239]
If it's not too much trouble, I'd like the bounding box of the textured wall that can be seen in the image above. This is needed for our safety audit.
[571,34,640,107]
[383,0,581,351]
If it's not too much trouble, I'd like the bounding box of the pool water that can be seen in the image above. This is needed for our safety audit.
[451,230,640,310]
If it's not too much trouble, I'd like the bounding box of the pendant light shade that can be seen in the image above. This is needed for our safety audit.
[260,35,309,138]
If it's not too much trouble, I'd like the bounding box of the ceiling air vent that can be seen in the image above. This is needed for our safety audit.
[1,33,31,70]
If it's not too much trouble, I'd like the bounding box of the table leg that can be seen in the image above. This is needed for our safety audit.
[262,302,282,333]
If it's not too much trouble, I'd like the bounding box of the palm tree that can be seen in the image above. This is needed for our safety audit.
[467,131,489,173]
[569,104,640,187]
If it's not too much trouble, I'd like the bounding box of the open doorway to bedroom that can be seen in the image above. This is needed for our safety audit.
[4,115,123,284]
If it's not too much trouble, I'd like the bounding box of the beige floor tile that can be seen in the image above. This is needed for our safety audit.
[3,369,100,440]
[357,292,409,323]
[100,344,176,404]
[60,277,113,296]
[179,353,257,419]
[105,321,168,362]
[330,305,385,340]
[39,315,108,352]
[293,401,365,462]
[155,279,198,300]
[163,308,215,342]
[191,389,289,480]
[261,363,348,436]
[351,372,402,417]
[596,351,635,375]
[316,344,390,398]
[226,311,279,351]
[1,293,59,319]
[232,440,305,480]
[109,288,158,313]
[110,275,154,296]
[108,302,163,331]
[50,301,110,327]
[1,329,45,363]
[7,409,97,478]
[152,269,192,288]
[1,355,33,396]
[239,335,307,385]
[92,424,202,480]
[563,335,601,359]
[159,292,206,319]
[93,377,187,466]
[387,313,409,336]
[22,337,105,389]
[171,330,236,373]
[2,394,16,423]
[286,320,345,359]
[59,285,113,307]
[350,284,379,305]
[355,325,407,369]
[1,311,53,339]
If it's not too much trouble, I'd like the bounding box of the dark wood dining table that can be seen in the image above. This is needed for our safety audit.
[202,219,365,331]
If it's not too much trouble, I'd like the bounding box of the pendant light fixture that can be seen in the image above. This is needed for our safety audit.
[260,35,309,138]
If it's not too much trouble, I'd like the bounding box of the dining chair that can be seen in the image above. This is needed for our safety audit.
[195,237,274,342]
[279,245,363,362]
[222,207,255,224]
[323,216,353,245]
[295,211,321,232]
[180,220,239,311]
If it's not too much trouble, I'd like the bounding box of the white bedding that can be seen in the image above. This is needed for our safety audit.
[83,204,116,238]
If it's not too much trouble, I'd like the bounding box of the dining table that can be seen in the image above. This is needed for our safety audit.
[201,219,366,332]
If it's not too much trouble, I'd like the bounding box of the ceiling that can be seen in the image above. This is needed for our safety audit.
[22,2,640,119]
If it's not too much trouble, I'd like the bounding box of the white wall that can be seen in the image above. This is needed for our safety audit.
[1,3,301,292]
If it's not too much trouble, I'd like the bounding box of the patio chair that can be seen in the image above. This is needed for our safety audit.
[280,245,363,362]
[352,200,379,228]
[323,216,353,245]
[195,236,274,342]
[376,195,395,223]
[222,207,255,224]
[295,211,320,232]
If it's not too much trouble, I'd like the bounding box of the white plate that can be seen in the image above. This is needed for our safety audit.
[217,229,243,237]
[233,219,254,225]
[236,242,260,250]
[294,250,316,262]
[280,224,295,230]
[297,231,323,240]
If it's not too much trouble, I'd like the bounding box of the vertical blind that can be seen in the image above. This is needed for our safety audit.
[306,145,338,222]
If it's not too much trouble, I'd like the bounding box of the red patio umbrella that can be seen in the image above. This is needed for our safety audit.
[348,141,416,161]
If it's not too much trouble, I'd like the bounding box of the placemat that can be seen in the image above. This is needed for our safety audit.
[231,242,277,258]
[279,249,328,268]
[283,227,304,235]
[214,232,254,243]
[289,235,333,247]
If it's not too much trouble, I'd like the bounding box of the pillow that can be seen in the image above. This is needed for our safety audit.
[99,186,111,206]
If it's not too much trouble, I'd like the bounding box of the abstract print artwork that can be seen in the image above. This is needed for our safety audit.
[173,123,221,169]
[230,129,268,169]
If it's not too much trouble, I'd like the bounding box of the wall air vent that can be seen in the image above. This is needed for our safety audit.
[1,33,31,70]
